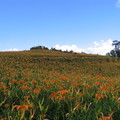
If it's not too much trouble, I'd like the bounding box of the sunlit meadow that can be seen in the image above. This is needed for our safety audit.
[0,49,120,120]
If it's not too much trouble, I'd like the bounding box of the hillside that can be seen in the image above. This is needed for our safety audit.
[1,49,120,77]
[0,49,120,120]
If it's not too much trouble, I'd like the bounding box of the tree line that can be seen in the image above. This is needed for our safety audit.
[30,45,74,53]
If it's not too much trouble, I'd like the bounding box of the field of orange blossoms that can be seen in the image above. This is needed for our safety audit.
[0,49,120,120]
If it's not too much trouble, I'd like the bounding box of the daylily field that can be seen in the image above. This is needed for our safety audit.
[0,49,120,120]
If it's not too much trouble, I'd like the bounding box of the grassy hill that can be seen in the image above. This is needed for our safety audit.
[0,49,120,120]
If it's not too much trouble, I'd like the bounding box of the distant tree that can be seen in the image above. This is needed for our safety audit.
[69,50,73,53]
[50,47,57,51]
[50,47,75,53]
[112,40,120,51]
[106,40,120,57]
[30,45,49,50]
[106,50,116,57]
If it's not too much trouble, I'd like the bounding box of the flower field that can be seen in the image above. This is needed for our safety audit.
[0,49,120,120]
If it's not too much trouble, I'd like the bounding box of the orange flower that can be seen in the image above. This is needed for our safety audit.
[50,92,58,99]
[24,82,28,84]
[98,86,108,90]
[71,83,81,88]
[0,85,7,89]
[95,94,108,100]
[20,85,30,89]
[41,114,47,118]
[37,86,43,88]
[50,90,69,100]
[2,89,9,93]
[59,76,68,80]
[33,89,40,94]
[114,89,120,93]
[46,85,52,88]
[68,96,74,100]
[95,82,101,85]
[12,104,32,111]
[0,118,7,120]
[43,80,50,83]
[5,104,10,107]
[56,96,65,100]
[57,85,63,89]
[117,101,120,104]
[79,92,83,97]
[99,116,111,120]
[32,80,37,84]
[86,86,93,89]
[47,75,52,78]
[0,82,4,85]
[11,79,17,83]
[57,90,69,95]
[24,95,30,99]
[18,80,25,84]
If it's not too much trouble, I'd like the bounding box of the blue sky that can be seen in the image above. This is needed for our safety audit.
[0,0,120,54]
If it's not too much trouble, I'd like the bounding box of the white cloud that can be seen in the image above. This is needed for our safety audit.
[116,0,120,8]
[54,39,114,55]
[1,48,19,51]
[85,39,114,55]
[54,44,83,53]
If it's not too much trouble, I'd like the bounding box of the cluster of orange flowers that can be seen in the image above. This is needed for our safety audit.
[50,90,69,100]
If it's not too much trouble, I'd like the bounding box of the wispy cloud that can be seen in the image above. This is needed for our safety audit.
[1,48,19,51]
[116,0,120,8]
[54,39,114,55]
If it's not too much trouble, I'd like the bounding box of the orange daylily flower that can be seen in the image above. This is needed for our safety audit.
[79,92,83,96]
[95,94,108,100]
[32,80,37,84]
[33,89,40,94]
[57,90,69,95]
[50,90,69,100]
[12,104,32,111]
[99,116,111,120]
[18,80,25,84]
[95,82,101,85]
[5,104,10,107]
[20,85,30,89]
[11,79,17,83]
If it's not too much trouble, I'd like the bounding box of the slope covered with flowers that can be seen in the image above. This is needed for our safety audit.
[0,49,120,120]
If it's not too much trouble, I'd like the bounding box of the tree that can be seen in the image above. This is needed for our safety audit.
[112,40,120,51]
[106,50,116,57]
[106,40,120,57]
[30,45,49,50]
[112,40,120,57]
